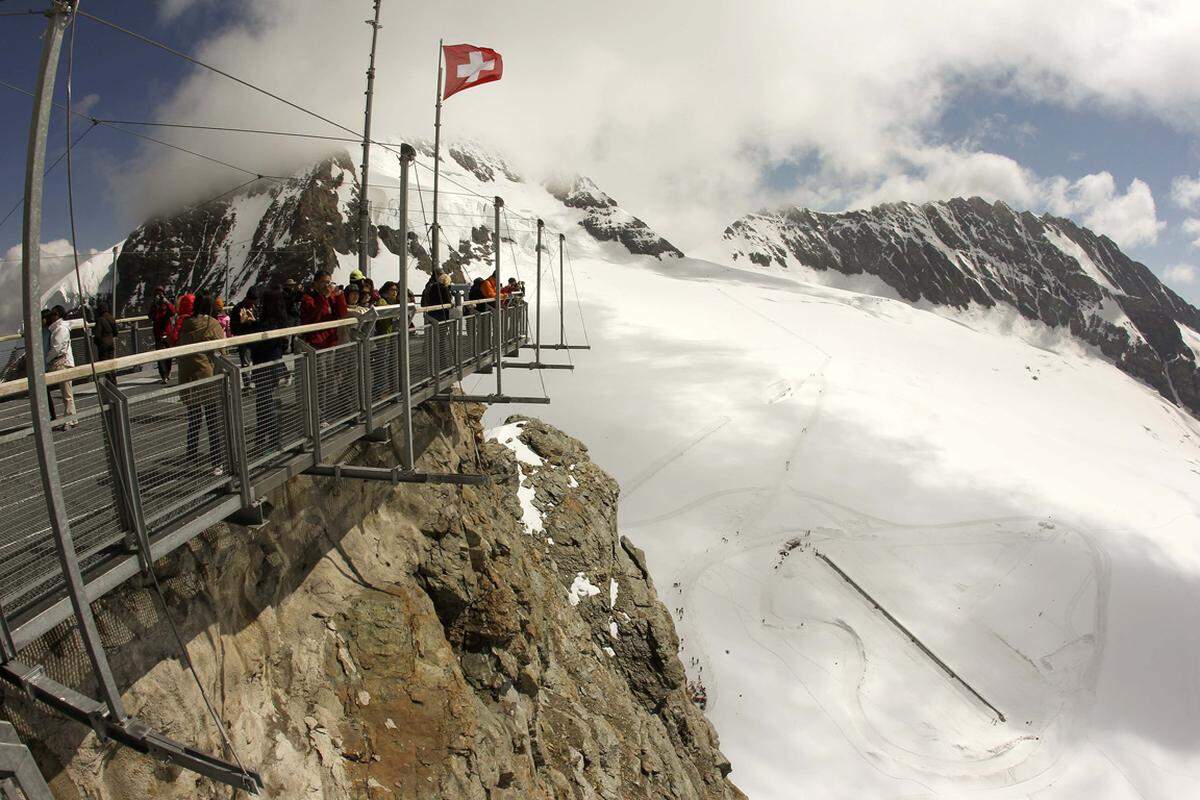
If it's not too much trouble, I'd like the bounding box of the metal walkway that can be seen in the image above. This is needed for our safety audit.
[0,300,529,792]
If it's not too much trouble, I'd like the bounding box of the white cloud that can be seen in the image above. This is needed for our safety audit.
[1181,217,1200,247]
[0,240,98,333]
[1171,174,1200,211]
[1044,173,1164,248]
[112,0,1200,251]
[1163,264,1197,285]
[72,92,100,115]
[851,155,1164,249]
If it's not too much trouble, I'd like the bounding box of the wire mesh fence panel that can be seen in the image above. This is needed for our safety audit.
[436,321,454,377]
[0,401,125,617]
[0,430,57,613]
[126,376,232,530]
[369,332,400,407]
[114,325,138,358]
[239,355,307,470]
[409,330,431,388]
[314,343,360,431]
[134,324,156,355]
[460,315,477,365]
[51,404,126,565]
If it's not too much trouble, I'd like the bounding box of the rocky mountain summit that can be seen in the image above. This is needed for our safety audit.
[89,142,681,317]
[546,175,684,260]
[724,197,1200,415]
[3,403,742,799]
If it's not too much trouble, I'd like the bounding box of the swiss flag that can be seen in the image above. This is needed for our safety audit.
[442,44,504,100]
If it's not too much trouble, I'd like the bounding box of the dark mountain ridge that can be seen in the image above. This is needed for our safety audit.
[724,197,1200,416]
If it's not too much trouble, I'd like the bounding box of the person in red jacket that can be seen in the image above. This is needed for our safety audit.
[168,293,195,346]
[299,271,345,349]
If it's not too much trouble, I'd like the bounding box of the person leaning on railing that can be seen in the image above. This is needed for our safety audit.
[299,270,345,349]
[45,305,77,427]
[177,293,227,477]
[374,281,398,334]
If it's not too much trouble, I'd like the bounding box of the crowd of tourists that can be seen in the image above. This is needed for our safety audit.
[35,267,521,462]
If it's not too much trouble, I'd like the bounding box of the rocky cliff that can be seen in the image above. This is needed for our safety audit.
[723,197,1200,415]
[89,142,682,319]
[1,404,742,799]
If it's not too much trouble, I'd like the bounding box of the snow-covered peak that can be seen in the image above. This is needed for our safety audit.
[722,196,1200,416]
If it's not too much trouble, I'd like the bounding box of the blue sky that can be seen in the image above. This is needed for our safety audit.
[2,1,1200,307]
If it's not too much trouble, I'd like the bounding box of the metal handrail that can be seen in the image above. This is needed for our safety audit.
[0,295,522,396]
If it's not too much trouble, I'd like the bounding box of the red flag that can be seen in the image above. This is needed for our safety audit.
[442,44,503,100]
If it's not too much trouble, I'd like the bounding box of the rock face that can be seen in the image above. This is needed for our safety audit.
[547,176,684,260]
[90,142,681,320]
[1,404,742,800]
[724,197,1200,415]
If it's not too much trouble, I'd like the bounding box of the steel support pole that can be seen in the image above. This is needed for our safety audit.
[396,145,415,469]
[431,39,444,275]
[494,196,503,396]
[295,340,322,464]
[20,1,126,722]
[559,233,566,347]
[214,356,252,509]
[109,246,118,316]
[357,0,383,280]
[535,218,544,363]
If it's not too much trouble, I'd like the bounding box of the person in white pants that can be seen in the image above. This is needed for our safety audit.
[45,306,77,427]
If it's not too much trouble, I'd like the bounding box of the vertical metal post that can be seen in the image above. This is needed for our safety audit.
[431,38,444,277]
[214,356,251,509]
[396,145,415,470]
[357,0,383,280]
[558,233,566,346]
[535,219,543,363]
[109,246,118,317]
[97,380,148,568]
[356,309,377,433]
[452,293,463,382]
[295,340,322,464]
[20,1,126,722]
[493,196,503,396]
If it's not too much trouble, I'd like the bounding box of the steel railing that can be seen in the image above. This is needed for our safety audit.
[0,299,529,652]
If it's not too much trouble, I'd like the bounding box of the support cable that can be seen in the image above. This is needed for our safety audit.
[0,118,97,231]
[76,10,362,140]
[564,240,591,348]
[62,8,251,784]
[0,79,286,181]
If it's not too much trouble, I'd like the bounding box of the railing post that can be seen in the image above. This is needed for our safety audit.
[356,308,377,434]
[452,297,463,383]
[214,355,251,510]
[493,196,504,396]
[96,379,151,572]
[295,339,322,464]
[535,218,543,363]
[395,142,416,471]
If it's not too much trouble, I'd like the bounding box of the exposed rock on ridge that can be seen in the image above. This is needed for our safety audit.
[546,175,685,260]
[1,404,742,800]
[724,197,1200,415]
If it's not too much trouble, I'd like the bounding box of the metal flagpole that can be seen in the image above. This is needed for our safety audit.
[493,196,503,395]
[357,0,383,280]
[20,0,127,720]
[431,39,444,275]
[535,219,543,363]
[559,232,565,347]
[396,144,416,470]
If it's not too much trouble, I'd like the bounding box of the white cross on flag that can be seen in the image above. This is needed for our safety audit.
[442,44,504,100]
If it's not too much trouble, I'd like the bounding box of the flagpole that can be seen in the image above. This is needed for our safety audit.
[358,0,383,281]
[431,38,444,275]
